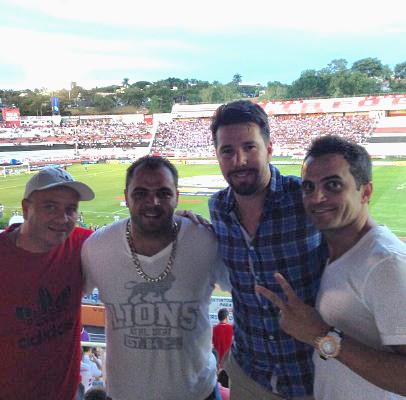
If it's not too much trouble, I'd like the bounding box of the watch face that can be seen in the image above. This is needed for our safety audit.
[321,339,336,355]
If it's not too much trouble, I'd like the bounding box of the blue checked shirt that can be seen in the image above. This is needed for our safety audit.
[209,164,327,399]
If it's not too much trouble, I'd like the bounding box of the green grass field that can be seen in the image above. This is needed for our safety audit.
[1,162,406,237]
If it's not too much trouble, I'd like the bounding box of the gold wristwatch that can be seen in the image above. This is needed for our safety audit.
[314,327,343,360]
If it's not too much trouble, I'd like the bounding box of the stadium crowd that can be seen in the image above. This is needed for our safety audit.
[151,114,375,157]
[268,114,375,155]
[0,120,152,148]
[150,120,213,157]
[0,114,375,158]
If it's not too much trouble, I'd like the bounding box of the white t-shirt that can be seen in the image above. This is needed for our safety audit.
[314,225,406,400]
[82,217,230,400]
[81,360,102,393]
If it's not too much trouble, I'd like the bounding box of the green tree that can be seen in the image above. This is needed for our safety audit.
[121,87,147,108]
[327,70,379,97]
[93,94,115,112]
[261,81,289,100]
[122,78,130,88]
[351,57,385,78]
[15,92,52,116]
[324,59,348,74]
[145,86,173,113]
[0,90,20,108]
[132,81,151,90]
[200,84,239,103]
[394,62,406,79]
[232,73,242,85]
[288,70,329,98]
[238,84,260,98]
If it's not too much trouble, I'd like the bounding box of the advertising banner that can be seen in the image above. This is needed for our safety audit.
[51,96,60,114]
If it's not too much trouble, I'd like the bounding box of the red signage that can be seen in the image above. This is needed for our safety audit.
[1,108,21,127]
[144,114,153,124]
[263,94,406,115]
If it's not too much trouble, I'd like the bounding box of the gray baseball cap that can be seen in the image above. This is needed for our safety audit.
[24,167,95,201]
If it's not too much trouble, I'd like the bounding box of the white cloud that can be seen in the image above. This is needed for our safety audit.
[11,0,406,33]
[0,27,189,89]
[2,0,405,90]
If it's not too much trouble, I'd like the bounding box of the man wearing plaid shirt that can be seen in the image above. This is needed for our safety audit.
[208,100,327,399]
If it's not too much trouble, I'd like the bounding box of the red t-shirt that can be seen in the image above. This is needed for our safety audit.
[212,322,233,368]
[0,226,92,400]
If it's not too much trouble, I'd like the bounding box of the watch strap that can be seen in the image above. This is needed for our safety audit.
[329,327,343,338]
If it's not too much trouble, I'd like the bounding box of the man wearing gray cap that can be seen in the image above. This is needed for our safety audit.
[0,167,95,400]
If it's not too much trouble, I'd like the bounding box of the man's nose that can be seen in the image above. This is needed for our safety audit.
[235,149,248,166]
[310,188,327,203]
[54,208,71,222]
[146,192,161,205]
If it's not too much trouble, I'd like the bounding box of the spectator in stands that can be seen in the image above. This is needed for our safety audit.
[149,114,374,158]
[0,167,94,400]
[212,308,233,369]
[81,156,230,400]
[81,325,90,342]
[257,136,406,399]
[83,346,103,371]
[151,120,214,157]
[81,347,103,394]
[208,100,327,399]
[84,388,109,400]
[0,112,375,161]
[92,347,104,366]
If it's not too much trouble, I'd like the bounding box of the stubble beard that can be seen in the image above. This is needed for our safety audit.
[132,212,175,238]
[231,182,260,196]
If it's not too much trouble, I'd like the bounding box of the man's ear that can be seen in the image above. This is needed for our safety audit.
[362,182,373,204]
[21,199,29,219]
[267,141,273,159]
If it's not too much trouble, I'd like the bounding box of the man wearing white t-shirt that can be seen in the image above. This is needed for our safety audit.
[257,135,406,399]
[82,156,229,400]
[81,349,102,393]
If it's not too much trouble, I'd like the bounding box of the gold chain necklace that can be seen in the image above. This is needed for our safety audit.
[125,219,178,282]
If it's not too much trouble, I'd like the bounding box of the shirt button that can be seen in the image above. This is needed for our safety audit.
[269,335,274,340]
[249,246,254,251]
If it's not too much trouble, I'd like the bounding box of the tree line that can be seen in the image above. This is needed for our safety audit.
[1,57,405,116]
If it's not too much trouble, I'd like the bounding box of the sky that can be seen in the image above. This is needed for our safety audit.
[1,0,405,91]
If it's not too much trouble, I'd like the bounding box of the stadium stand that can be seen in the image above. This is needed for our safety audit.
[1,95,406,164]
[150,120,214,158]
[365,116,406,156]
[0,119,155,164]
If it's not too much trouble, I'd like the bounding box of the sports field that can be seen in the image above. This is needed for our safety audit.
[1,161,406,237]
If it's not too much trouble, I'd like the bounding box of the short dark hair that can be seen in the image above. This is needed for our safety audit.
[84,388,107,400]
[218,308,229,321]
[210,100,270,146]
[304,135,372,189]
[125,155,179,190]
